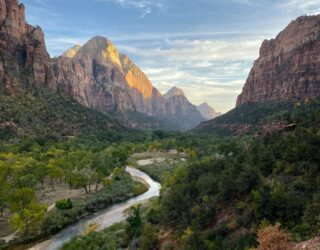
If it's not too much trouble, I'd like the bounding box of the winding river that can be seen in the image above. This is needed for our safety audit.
[28,167,161,250]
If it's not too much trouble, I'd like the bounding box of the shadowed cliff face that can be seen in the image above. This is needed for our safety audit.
[0,0,56,92]
[237,15,320,106]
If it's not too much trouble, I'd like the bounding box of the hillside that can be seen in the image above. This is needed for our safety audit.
[0,87,120,140]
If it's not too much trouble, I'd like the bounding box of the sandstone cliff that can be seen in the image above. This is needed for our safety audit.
[0,0,56,92]
[237,15,320,106]
[53,36,137,113]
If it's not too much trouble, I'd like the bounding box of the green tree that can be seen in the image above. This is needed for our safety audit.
[8,188,47,235]
[139,223,159,250]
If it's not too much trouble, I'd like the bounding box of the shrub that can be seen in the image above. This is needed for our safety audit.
[162,242,176,250]
[256,224,293,250]
[139,224,160,250]
[55,199,73,210]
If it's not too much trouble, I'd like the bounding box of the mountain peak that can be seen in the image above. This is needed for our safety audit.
[73,36,121,67]
[197,102,221,120]
[199,102,209,107]
[164,87,185,99]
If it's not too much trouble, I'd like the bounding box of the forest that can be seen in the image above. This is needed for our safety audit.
[0,99,319,250]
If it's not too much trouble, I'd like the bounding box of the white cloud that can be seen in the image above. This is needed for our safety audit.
[96,0,164,18]
[280,0,320,14]
[120,38,262,63]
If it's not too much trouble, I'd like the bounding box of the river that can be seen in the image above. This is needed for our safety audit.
[28,167,161,250]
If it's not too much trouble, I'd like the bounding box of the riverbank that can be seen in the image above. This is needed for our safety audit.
[24,167,160,250]
[2,169,148,250]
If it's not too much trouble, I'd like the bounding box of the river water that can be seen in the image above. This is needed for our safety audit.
[28,167,161,250]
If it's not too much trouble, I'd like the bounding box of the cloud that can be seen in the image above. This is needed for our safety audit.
[280,0,320,14]
[96,0,164,18]
[116,37,262,112]
[139,7,152,19]
[119,38,262,63]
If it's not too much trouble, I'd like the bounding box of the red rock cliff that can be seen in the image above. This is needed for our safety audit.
[237,15,320,106]
[0,0,56,92]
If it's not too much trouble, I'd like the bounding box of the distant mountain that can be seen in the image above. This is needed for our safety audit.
[195,15,320,135]
[163,87,206,130]
[163,86,186,99]
[197,102,221,120]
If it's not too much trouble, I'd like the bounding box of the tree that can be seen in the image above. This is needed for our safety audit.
[8,188,47,235]
[139,224,159,250]
[302,193,320,236]
[10,202,47,235]
[126,205,142,238]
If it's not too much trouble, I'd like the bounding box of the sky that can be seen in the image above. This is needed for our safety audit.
[22,0,320,113]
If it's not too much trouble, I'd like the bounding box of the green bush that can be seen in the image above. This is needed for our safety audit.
[55,199,73,210]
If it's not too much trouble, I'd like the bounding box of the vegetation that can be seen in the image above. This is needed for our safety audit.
[61,203,161,250]
[158,99,320,249]
[55,199,73,210]
[196,98,320,135]
[42,170,144,235]
[61,222,127,250]
[0,132,151,247]
[130,151,185,183]
[1,98,320,250]
[255,224,293,250]
[0,87,122,140]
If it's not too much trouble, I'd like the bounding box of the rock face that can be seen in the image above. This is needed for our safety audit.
[119,53,166,115]
[163,87,206,130]
[0,0,56,92]
[237,15,320,106]
[164,87,201,116]
[197,102,221,120]
[54,36,167,115]
[0,0,205,130]
[53,37,137,113]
